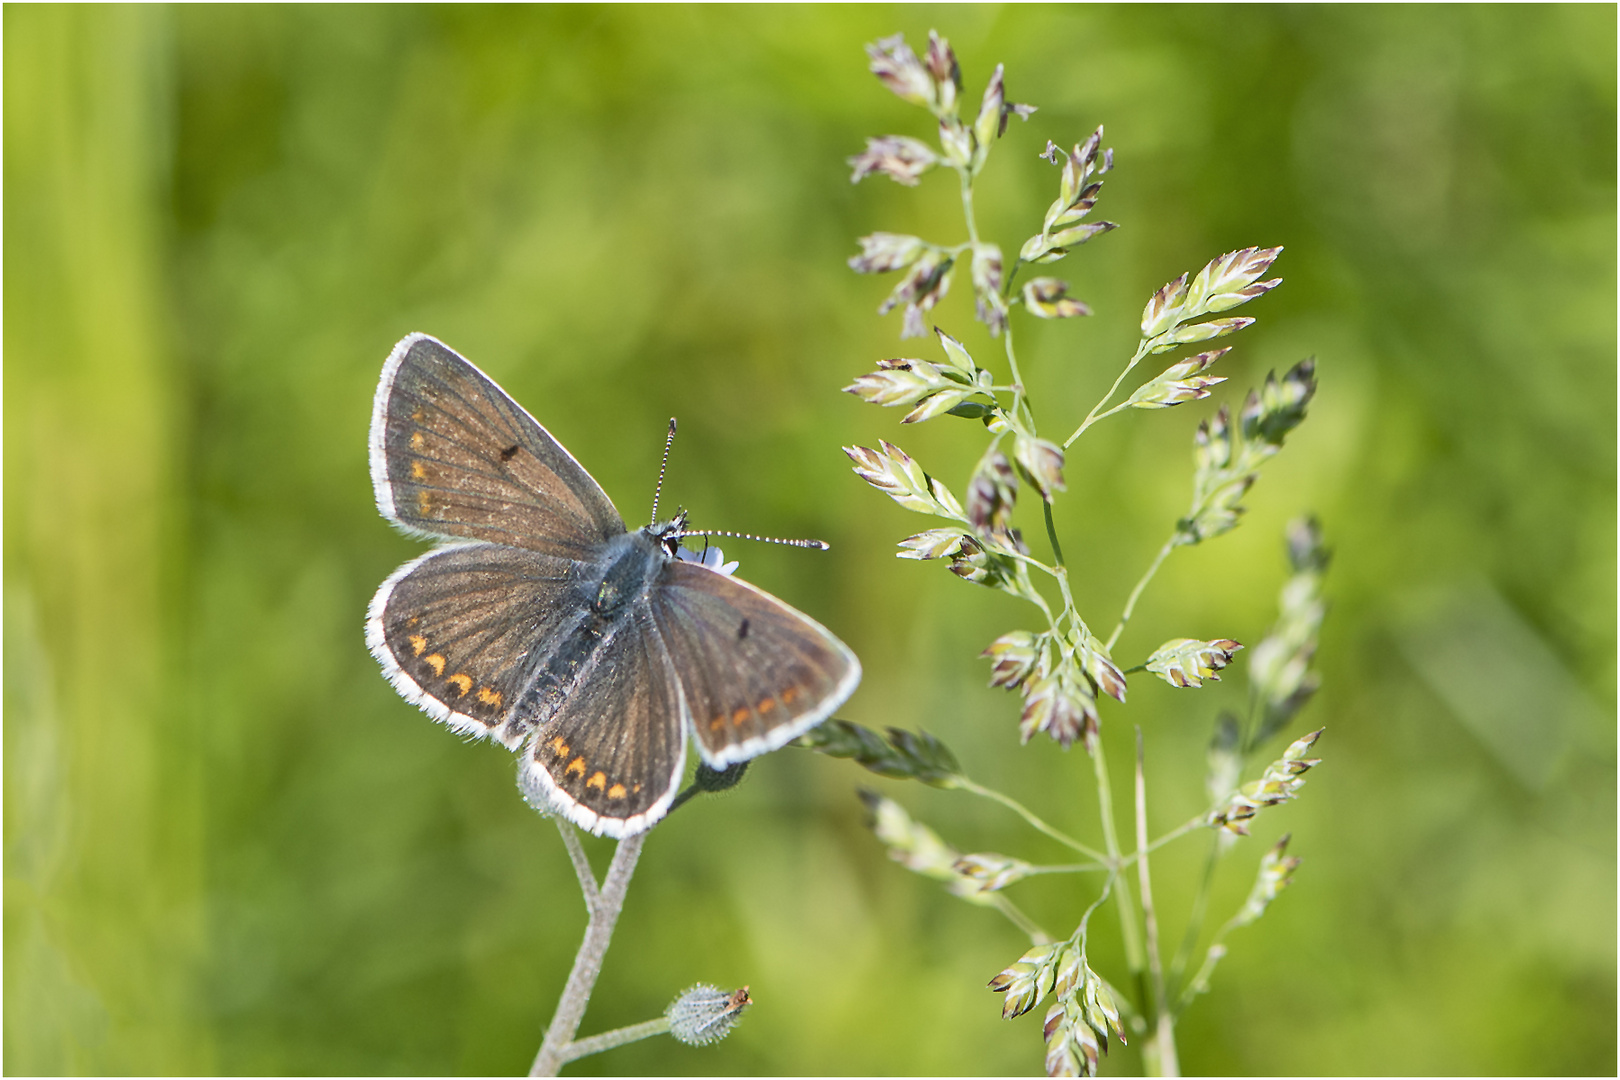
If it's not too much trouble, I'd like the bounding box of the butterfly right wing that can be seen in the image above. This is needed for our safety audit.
[651,560,860,770]
[370,333,626,558]
[367,541,591,750]
[518,605,689,839]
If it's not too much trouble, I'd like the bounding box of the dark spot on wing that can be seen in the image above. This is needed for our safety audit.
[737,618,749,640]
[500,443,520,461]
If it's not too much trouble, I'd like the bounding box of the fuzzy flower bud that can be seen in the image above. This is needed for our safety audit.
[666,984,751,1046]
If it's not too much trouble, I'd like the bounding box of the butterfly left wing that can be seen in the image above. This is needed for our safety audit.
[367,541,590,749]
[371,334,626,558]
[650,561,861,769]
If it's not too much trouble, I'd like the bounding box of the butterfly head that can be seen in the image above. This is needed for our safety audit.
[644,508,691,559]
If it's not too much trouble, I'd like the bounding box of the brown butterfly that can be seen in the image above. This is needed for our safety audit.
[365,334,860,836]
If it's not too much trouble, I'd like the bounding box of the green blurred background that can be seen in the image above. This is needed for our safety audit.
[5,5,1614,1075]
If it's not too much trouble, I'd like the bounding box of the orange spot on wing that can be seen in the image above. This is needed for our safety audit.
[447,673,472,696]
[408,634,427,656]
[424,654,446,677]
[586,772,607,792]
[730,707,750,726]
[758,697,776,714]
[549,736,570,758]
[709,716,726,732]
[411,408,426,422]
[417,490,434,515]
[410,432,425,451]
[607,783,627,800]
[410,461,427,480]
[782,686,801,704]
[477,687,503,707]
[565,757,586,778]
[632,783,642,793]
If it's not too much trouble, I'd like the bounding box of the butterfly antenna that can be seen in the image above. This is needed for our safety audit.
[677,528,830,551]
[650,418,678,522]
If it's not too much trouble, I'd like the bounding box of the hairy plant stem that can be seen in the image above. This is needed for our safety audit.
[555,819,600,908]
[1135,730,1180,1078]
[557,1018,669,1065]
[530,833,646,1077]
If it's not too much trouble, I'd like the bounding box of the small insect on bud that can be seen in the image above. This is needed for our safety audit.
[666,983,752,1046]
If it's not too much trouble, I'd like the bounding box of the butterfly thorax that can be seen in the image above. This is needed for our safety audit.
[592,530,671,616]
[592,511,690,617]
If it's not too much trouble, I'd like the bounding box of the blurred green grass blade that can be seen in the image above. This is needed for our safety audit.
[4,6,213,1073]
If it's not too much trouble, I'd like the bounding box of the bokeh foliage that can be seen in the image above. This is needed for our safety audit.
[5,5,1613,1075]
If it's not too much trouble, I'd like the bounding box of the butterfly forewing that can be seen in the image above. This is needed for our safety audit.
[367,542,591,748]
[371,334,625,556]
[520,609,689,838]
[652,561,861,769]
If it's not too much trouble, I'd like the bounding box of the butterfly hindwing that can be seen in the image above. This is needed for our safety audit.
[651,560,861,769]
[371,333,626,557]
[367,541,590,749]
[519,607,689,838]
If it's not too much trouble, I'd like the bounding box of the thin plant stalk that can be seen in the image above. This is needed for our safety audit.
[990,894,1054,945]
[953,776,1107,861]
[1090,739,1145,975]
[530,833,646,1077]
[1134,729,1179,1078]
[1106,538,1176,652]
[556,1018,671,1065]
[1168,836,1223,995]
[555,819,601,910]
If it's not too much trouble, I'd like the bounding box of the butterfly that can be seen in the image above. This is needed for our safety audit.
[365,334,861,837]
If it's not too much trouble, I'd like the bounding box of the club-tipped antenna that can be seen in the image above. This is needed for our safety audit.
[650,418,678,523]
[676,528,830,551]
